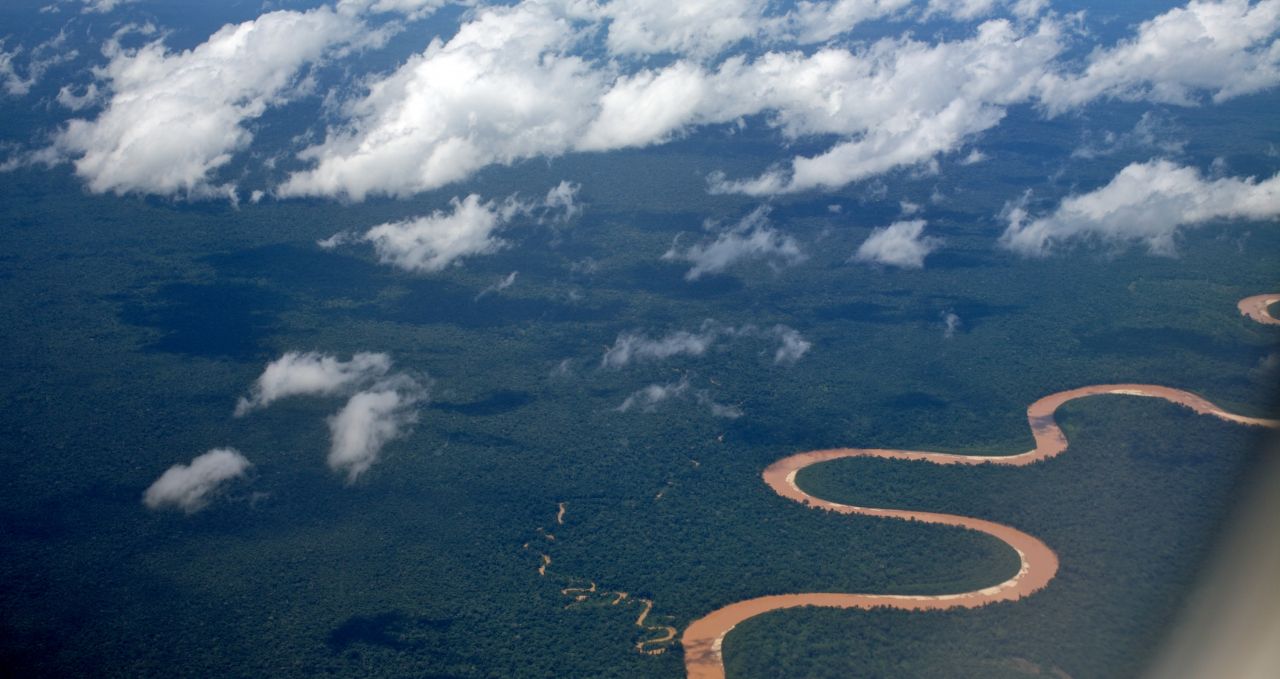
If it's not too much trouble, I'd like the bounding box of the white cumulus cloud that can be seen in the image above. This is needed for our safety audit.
[1039,0,1280,115]
[1000,159,1280,256]
[143,448,251,513]
[617,376,690,413]
[708,18,1063,194]
[597,0,770,59]
[43,0,1280,201]
[616,375,741,417]
[662,207,804,280]
[279,2,603,200]
[360,194,511,273]
[327,382,422,483]
[772,325,812,365]
[602,322,720,368]
[854,219,942,268]
[54,6,367,197]
[235,351,392,416]
[236,351,425,480]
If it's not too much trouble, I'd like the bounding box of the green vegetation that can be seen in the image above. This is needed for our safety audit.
[728,398,1270,678]
[0,95,1277,679]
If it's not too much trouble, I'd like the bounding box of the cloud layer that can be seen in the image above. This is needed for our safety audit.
[143,448,251,513]
[1038,0,1280,114]
[37,1,1280,199]
[1001,160,1280,256]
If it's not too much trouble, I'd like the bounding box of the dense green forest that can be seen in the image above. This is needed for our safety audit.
[2,63,1278,679]
[725,398,1270,678]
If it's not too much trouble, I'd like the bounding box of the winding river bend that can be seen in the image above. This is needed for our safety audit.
[681,298,1280,679]
[1239,294,1280,325]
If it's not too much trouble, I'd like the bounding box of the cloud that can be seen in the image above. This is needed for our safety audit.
[44,0,1280,201]
[1039,0,1280,115]
[81,0,137,13]
[325,183,579,272]
[1,32,76,97]
[279,2,603,200]
[616,375,742,418]
[143,448,251,513]
[772,325,811,365]
[707,18,1063,194]
[53,6,369,197]
[359,194,511,273]
[602,322,720,368]
[596,0,770,59]
[541,180,582,223]
[1000,159,1280,256]
[337,0,452,20]
[854,219,942,268]
[475,270,519,300]
[783,0,912,44]
[235,351,392,416]
[941,310,962,338]
[602,321,811,368]
[236,350,425,480]
[280,6,1073,200]
[662,206,804,280]
[327,382,422,483]
[617,376,690,413]
[1070,111,1187,160]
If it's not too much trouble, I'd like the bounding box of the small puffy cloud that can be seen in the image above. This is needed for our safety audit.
[327,383,422,483]
[941,310,962,338]
[1000,160,1280,256]
[602,321,810,368]
[602,323,719,368]
[616,375,741,417]
[854,219,942,268]
[360,194,509,273]
[143,448,251,513]
[1039,0,1280,114]
[772,325,811,365]
[54,7,366,197]
[662,207,804,280]
[236,351,392,416]
[617,376,690,413]
[542,180,582,222]
[327,184,579,272]
[475,270,519,300]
